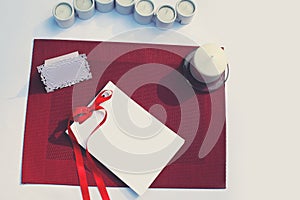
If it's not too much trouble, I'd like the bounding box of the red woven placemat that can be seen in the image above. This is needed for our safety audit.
[21,39,226,189]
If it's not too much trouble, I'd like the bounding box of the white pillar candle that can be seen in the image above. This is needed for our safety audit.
[115,0,135,15]
[134,0,155,25]
[176,0,196,24]
[53,2,75,28]
[74,0,95,20]
[155,5,177,29]
[95,0,114,13]
[189,44,228,83]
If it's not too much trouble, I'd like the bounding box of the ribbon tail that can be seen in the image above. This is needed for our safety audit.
[85,110,110,200]
[86,149,110,200]
[90,109,107,135]
[68,121,91,200]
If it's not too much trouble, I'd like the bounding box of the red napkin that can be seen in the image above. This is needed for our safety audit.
[22,39,226,189]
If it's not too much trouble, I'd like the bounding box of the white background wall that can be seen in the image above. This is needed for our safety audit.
[1,0,300,199]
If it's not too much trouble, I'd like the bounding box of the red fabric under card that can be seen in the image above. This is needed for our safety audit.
[22,39,226,189]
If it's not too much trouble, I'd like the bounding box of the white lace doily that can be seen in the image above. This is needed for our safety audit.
[37,52,92,93]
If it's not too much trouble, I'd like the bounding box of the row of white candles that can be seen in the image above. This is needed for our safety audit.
[53,0,196,28]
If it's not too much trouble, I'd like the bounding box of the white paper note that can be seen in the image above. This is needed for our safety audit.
[67,81,185,195]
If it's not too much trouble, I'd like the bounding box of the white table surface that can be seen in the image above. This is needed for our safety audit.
[1,0,300,199]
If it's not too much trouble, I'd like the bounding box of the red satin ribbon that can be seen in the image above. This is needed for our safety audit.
[68,90,113,200]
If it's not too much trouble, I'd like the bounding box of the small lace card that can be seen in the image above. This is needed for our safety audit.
[37,51,92,93]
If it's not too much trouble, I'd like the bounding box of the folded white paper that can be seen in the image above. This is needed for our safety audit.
[37,51,92,93]
[67,81,184,195]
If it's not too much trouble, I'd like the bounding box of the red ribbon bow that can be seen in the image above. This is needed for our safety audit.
[73,90,113,124]
[68,90,113,200]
